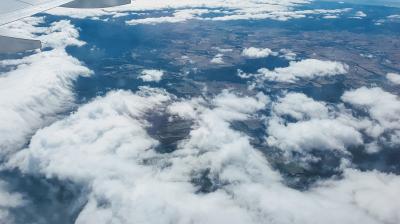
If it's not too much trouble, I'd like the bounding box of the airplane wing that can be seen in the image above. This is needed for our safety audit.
[0,0,131,53]
[0,0,132,26]
[0,0,75,26]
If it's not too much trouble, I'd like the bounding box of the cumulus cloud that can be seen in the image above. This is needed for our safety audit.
[279,48,297,60]
[11,89,272,223]
[214,47,233,53]
[9,87,170,175]
[48,0,306,22]
[7,87,400,224]
[242,47,275,59]
[0,17,45,39]
[387,73,400,85]
[287,8,351,21]
[45,0,353,25]
[267,118,363,152]
[388,14,400,19]
[230,168,400,224]
[308,169,400,224]
[272,93,330,120]
[0,19,91,157]
[266,93,363,153]
[342,87,400,148]
[139,69,165,82]
[7,88,173,223]
[9,89,274,224]
[266,87,400,154]
[323,14,338,19]
[1,3,399,224]
[47,7,129,20]
[374,14,400,25]
[0,181,25,224]
[261,59,348,82]
[342,87,400,131]
[240,59,348,83]
[126,9,209,25]
[354,10,367,18]
[210,54,224,64]
[0,18,85,49]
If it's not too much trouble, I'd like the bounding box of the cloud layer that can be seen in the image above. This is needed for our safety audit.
[342,87,400,150]
[266,93,363,153]
[0,18,91,157]
[6,88,400,224]
[387,73,400,85]
[139,69,165,82]
[242,47,275,59]
[0,181,24,224]
[266,86,400,156]
[1,2,399,224]
[239,58,348,83]
[45,0,353,25]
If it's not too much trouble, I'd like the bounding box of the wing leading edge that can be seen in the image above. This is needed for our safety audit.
[0,0,75,26]
[0,0,131,53]
[0,0,132,26]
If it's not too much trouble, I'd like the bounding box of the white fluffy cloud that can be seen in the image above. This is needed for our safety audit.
[388,14,400,19]
[9,89,269,224]
[342,87,400,131]
[6,88,400,224]
[353,10,367,18]
[240,58,348,83]
[323,14,339,19]
[266,93,363,152]
[0,181,25,224]
[139,69,165,82]
[0,19,91,157]
[44,0,353,25]
[272,93,330,120]
[279,49,297,60]
[242,47,275,59]
[210,54,224,64]
[1,3,399,224]
[309,169,400,224]
[47,0,306,21]
[0,17,45,39]
[387,73,400,85]
[261,59,348,82]
[267,87,400,154]
[0,18,85,49]
[342,87,400,148]
[8,88,171,223]
[267,118,363,152]
[126,9,209,25]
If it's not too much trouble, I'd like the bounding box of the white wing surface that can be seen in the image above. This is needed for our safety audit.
[0,0,132,26]
[0,0,131,53]
[0,0,75,26]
